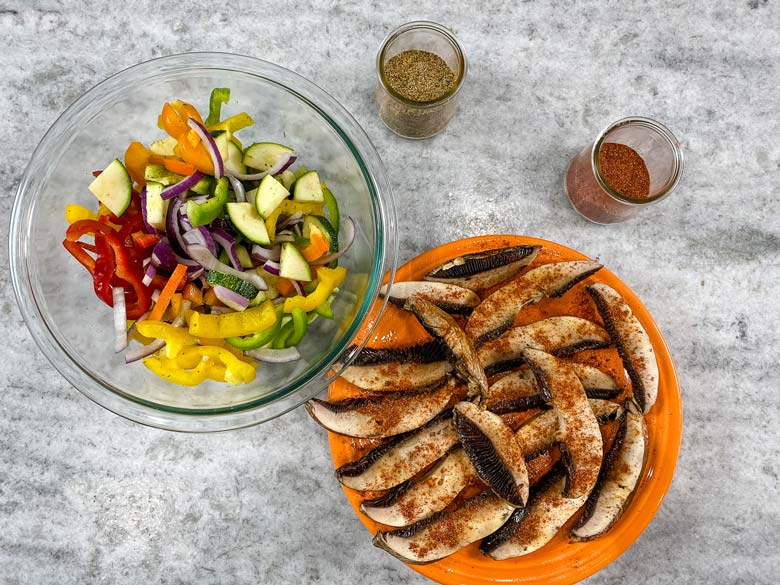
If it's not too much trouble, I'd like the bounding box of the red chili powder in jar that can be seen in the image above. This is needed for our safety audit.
[565,143,650,224]
[598,143,650,199]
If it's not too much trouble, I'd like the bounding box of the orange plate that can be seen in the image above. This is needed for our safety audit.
[327,235,682,585]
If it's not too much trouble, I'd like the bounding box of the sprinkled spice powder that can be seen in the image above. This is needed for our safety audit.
[384,50,455,103]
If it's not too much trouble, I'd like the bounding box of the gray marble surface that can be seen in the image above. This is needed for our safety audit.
[2,1,779,583]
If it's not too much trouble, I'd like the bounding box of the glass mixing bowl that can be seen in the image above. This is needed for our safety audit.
[10,53,397,432]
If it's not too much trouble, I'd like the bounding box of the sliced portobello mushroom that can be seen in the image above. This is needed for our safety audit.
[571,400,647,541]
[522,348,603,500]
[335,414,458,491]
[567,362,622,398]
[508,399,622,454]
[485,363,621,414]
[453,401,529,507]
[484,369,543,413]
[305,381,457,438]
[466,261,603,346]
[379,281,481,314]
[339,361,453,392]
[363,408,563,528]
[373,492,515,564]
[587,283,659,414]
[345,340,449,366]
[361,448,472,527]
[478,316,611,374]
[404,295,489,399]
[424,245,541,291]
[588,398,624,424]
[481,467,588,560]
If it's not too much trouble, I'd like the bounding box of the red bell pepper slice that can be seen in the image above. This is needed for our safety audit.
[63,220,152,319]
[131,232,160,249]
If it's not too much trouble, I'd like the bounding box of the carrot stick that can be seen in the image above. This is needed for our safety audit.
[149,264,188,321]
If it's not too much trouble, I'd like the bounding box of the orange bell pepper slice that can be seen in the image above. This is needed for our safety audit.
[182,282,203,307]
[124,142,151,186]
[162,158,197,176]
[159,100,204,139]
[301,230,330,262]
[175,140,215,175]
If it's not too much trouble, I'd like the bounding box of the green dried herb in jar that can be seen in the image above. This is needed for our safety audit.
[384,50,455,102]
[375,22,467,139]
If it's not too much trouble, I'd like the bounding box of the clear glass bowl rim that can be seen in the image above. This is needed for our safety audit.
[9,52,398,432]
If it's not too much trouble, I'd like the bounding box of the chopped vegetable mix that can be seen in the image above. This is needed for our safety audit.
[63,89,354,385]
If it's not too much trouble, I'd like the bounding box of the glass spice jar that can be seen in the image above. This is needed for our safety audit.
[375,21,467,139]
[565,117,684,224]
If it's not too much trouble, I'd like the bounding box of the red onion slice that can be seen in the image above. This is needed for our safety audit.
[161,172,205,200]
[186,267,205,281]
[151,238,178,271]
[227,153,297,181]
[262,260,280,276]
[113,287,127,353]
[278,212,304,230]
[311,216,356,265]
[179,207,193,231]
[251,244,281,263]
[244,346,301,363]
[125,338,165,363]
[246,188,257,207]
[228,175,246,203]
[187,118,223,179]
[213,285,250,311]
[292,280,305,296]
[187,244,267,290]
[211,228,243,271]
[140,186,157,233]
[166,198,189,256]
[183,227,217,257]
[142,263,157,287]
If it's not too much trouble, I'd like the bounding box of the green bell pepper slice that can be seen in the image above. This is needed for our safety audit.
[187,176,228,227]
[322,186,340,237]
[225,309,282,350]
[285,308,308,347]
[272,321,295,349]
[206,88,230,126]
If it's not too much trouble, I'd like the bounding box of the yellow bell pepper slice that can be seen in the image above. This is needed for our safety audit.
[284,266,347,313]
[197,337,255,363]
[136,320,198,358]
[207,112,254,134]
[143,357,212,386]
[176,346,256,385]
[65,204,97,224]
[188,301,276,338]
[265,200,325,240]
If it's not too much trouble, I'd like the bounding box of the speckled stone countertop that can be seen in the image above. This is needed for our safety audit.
[2,1,779,583]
